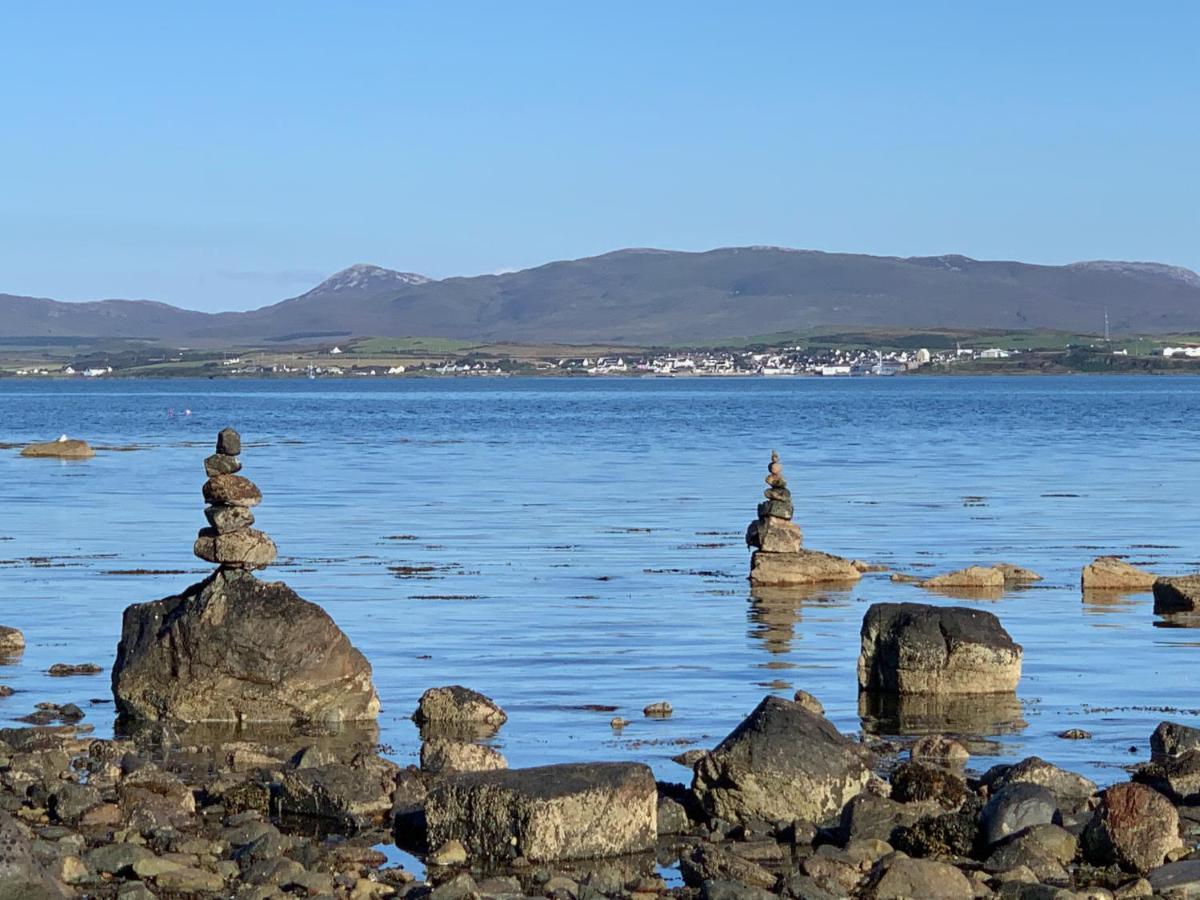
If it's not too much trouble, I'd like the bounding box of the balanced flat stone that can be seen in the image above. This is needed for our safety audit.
[203,452,241,477]
[425,762,656,862]
[216,427,241,456]
[113,568,379,725]
[203,504,255,533]
[691,696,871,824]
[202,473,262,508]
[858,602,1022,695]
[193,527,277,569]
[19,437,94,459]
[1153,575,1200,614]
[1083,781,1180,874]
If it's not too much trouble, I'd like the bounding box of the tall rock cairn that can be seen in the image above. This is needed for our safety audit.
[193,428,278,570]
[746,450,803,554]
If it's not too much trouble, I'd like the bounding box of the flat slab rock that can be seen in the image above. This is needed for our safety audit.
[425,762,656,863]
[1081,556,1157,591]
[858,602,1022,695]
[692,695,871,824]
[750,549,862,586]
[112,569,379,725]
[19,438,94,459]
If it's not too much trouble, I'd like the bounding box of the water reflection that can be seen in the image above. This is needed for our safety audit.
[747,585,854,655]
[920,586,1005,602]
[859,691,1026,754]
[1082,590,1146,614]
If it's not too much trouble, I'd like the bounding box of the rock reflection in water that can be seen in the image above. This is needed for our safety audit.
[920,586,1005,602]
[747,585,854,655]
[859,691,1026,755]
[1082,589,1145,615]
[423,849,658,894]
[113,717,381,772]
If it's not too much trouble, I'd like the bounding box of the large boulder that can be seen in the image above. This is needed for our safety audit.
[1153,575,1200,614]
[1081,556,1156,591]
[1084,782,1181,874]
[112,569,379,725]
[19,438,94,459]
[858,602,1022,695]
[425,762,656,862]
[749,550,861,586]
[691,696,871,825]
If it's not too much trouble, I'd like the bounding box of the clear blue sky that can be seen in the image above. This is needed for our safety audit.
[3,2,1197,311]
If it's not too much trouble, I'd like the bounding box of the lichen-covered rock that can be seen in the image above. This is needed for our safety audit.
[420,738,507,775]
[0,810,65,899]
[1084,782,1181,874]
[201,473,262,508]
[425,762,656,862]
[1153,575,1200,614]
[19,438,94,459]
[1081,556,1156,591]
[691,696,871,825]
[745,516,802,554]
[858,602,1022,695]
[193,527,277,569]
[113,569,379,725]
[273,756,399,825]
[749,549,862,586]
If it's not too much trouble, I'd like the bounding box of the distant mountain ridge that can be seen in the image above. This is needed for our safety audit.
[2,246,1198,345]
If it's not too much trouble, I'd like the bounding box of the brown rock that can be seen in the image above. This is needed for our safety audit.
[0,626,24,655]
[202,474,262,508]
[994,563,1043,584]
[1082,556,1156,591]
[216,427,241,455]
[921,566,1005,589]
[1085,782,1181,874]
[750,549,862,586]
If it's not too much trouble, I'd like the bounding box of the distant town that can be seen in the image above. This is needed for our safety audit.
[6,333,1200,379]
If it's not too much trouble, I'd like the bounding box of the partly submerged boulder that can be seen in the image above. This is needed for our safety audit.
[0,625,24,655]
[857,602,1022,695]
[994,563,1043,584]
[1081,556,1156,591]
[921,566,1005,589]
[19,438,94,459]
[112,568,379,725]
[425,762,656,862]
[1153,575,1200,614]
[691,696,871,825]
[749,549,862,587]
[412,686,507,740]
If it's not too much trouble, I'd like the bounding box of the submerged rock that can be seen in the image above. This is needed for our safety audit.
[921,566,1005,589]
[691,695,871,824]
[857,602,1023,695]
[113,568,379,725]
[1153,575,1200,614]
[425,762,656,862]
[1081,556,1157,591]
[19,437,94,459]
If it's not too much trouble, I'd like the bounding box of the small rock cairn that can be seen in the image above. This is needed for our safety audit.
[745,450,803,554]
[193,428,277,570]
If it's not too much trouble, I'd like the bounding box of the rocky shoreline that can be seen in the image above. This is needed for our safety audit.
[3,435,1200,898]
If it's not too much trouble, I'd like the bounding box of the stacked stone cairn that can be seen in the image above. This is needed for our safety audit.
[745,450,803,554]
[193,427,277,570]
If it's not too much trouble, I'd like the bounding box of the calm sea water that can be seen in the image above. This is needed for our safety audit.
[1,376,1199,787]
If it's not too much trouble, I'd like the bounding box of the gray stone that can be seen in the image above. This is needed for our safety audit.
[48,782,101,824]
[0,811,65,899]
[204,503,255,533]
[273,757,398,824]
[840,793,940,844]
[425,762,656,862]
[865,855,974,900]
[113,568,380,725]
[984,757,1097,811]
[858,602,1022,695]
[692,696,871,825]
[204,452,242,477]
[194,526,277,569]
[982,783,1059,846]
[657,796,690,834]
[413,685,507,737]
[757,499,794,520]
[1152,721,1200,759]
[1149,859,1200,895]
[217,427,242,456]
[0,626,24,655]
